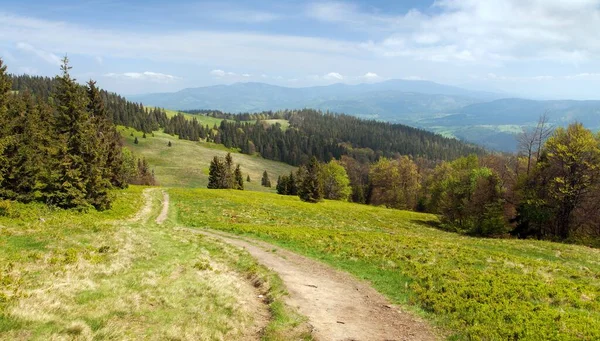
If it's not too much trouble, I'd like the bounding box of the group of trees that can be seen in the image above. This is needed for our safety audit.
[267,118,600,244]
[0,58,137,209]
[276,157,352,203]
[307,120,600,243]
[207,153,244,190]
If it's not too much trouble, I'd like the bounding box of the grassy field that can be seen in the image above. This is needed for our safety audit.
[161,108,229,127]
[120,127,295,190]
[262,119,290,130]
[159,107,291,130]
[0,187,311,340]
[172,188,600,340]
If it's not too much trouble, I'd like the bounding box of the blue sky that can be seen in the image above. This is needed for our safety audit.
[2,0,600,99]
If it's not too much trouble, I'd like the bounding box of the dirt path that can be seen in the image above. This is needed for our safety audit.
[129,188,155,223]
[185,229,440,341]
[155,190,169,225]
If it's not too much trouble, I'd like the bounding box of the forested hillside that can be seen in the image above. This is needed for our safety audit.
[10,74,169,133]
[10,74,484,165]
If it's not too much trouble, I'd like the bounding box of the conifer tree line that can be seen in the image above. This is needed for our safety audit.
[0,58,153,210]
[207,153,244,190]
[10,74,168,133]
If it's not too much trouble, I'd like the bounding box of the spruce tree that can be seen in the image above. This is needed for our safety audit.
[298,157,323,203]
[0,59,14,190]
[276,175,290,195]
[85,80,114,209]
[45,56,93,208]
[168,141,172,147]
[134,137,139,144]
[143,132,147,138]
[224,152,234,188]
[261,170,271,187]
[207,156,224,189]
[246,175,251,182]
[234,164,244,190]
[288,171,298,195]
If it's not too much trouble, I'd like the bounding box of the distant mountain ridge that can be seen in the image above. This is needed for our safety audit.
[129,79,503,113]
[129,80,600,152]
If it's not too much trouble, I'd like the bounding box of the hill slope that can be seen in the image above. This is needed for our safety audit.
[120,127,295,190]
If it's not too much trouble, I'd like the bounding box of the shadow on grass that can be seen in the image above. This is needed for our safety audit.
[410,219,442,230]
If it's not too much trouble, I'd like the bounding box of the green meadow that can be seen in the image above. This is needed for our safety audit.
[120,126,295,190]
[0,187,310,340]
[172,188,600,341]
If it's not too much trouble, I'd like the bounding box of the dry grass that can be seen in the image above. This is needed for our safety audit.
[0,188,287,340]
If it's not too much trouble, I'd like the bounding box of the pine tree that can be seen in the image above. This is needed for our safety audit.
[224,152,234,188]
[168,141,172,147]
[276,175,289,195]
[246,175,251,182]
[208,156,224,189]
[45,56,93,208]
[234,164,244,190]
[298,157,323,203]
[143,132,147,138]
[261,170,271,187]
[288,171,298,195]
[84,80,114,209]
[0,58,14,188]
[134,137,139,144]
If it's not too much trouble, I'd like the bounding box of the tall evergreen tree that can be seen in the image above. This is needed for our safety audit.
[45,56,94,208]
[84,80,113,209]
[224,153,234,189]
[234,164,244,190]
[298,157,323,203]
[208,156,224,189]
[276,175,289,194]
[261,170,271,187]
[288,171,298,195]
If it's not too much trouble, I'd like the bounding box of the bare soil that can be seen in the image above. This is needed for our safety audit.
[188,229,440,341]
[155,190,169,224]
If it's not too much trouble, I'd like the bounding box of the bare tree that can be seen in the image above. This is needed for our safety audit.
[518,112,554,175]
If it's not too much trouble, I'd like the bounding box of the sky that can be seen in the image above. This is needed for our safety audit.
[2,0,600,99]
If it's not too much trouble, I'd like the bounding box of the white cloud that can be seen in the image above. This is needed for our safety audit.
[324,72,344,80]
[104,71,180,82]
[307,0,600,65]
[16,42,62,65]
[210,69,241,77]
[360,72,382,82]
[95,56,103,64]
[210,69,226,77]
[242,73,251,77]
[0,13,360,74]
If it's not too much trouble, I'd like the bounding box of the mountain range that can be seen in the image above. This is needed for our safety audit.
[129,80,600,152]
